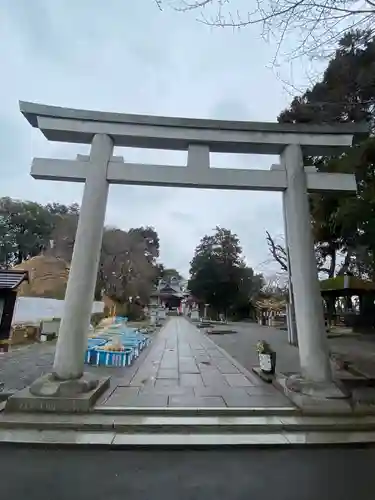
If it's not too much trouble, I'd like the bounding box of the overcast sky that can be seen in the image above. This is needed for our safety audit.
[1,0,313,278]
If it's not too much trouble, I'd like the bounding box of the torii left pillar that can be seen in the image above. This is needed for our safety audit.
[7,134,114,412]
[53,134,113,380]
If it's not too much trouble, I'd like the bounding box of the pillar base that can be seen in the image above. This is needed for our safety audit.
[276,373,352,413]
[5,373,110,413]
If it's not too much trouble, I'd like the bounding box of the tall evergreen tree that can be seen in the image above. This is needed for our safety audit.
[276,30,375,278]
[189,226,262,315]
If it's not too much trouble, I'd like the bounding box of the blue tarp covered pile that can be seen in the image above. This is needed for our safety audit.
[85,317,151,367]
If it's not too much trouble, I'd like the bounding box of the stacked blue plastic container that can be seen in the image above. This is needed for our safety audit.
[84,317,151,367]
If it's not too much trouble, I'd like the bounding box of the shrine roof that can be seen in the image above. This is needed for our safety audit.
[320,276,375,295]
[0,270,29,290]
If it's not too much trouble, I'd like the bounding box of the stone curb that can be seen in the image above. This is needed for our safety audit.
[1,412,375,432]
[94,406,298,416]
[0,429,375,448]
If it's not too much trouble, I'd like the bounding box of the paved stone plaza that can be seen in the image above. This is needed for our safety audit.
[98,317,292,408]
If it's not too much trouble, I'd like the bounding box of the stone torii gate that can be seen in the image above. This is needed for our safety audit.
[12,101,365,411]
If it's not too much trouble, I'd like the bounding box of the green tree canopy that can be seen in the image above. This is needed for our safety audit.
[155,264,184,281]
[270,30,375,279]
[0,197,55,267]
[189,226,263,316]
[0,196,164,304]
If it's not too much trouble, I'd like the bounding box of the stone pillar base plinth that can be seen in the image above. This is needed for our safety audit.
[5,373,110,413]
[276,373,352,413]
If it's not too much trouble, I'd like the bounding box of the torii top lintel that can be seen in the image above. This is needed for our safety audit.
[19,101,368,156]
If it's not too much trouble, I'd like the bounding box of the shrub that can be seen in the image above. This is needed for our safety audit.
[256,340,274,354]
[91,312,106,327]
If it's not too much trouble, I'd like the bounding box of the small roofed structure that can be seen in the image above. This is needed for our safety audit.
[320,275,375,331]
[255,297,287,327]
[150,277,187,310]
[321,275,375,295]
[0,270,29,352]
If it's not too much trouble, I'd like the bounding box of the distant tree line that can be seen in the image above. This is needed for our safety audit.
[0,197,173,306]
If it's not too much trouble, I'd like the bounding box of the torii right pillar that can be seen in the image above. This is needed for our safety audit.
[281,144,348,404]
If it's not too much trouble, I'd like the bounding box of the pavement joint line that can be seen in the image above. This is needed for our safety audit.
[94,406,300,415]
[98,384,118,406]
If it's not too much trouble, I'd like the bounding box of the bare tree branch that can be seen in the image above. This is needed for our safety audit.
[266,230,341,277]
[98,228,158,303]
[266,231,288,272]
[159,0,375,60]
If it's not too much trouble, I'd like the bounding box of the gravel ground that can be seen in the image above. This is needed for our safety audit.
[0,337,152,392]
[0,342,57,391]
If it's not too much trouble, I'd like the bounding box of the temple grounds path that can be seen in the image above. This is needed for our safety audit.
[97,317,292,409]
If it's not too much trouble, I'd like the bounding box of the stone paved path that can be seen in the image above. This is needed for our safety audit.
[99,317,292,408]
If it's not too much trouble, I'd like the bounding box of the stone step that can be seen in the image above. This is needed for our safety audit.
[2,409,375,446]
[2,412,375,434]
[107,431,375,447]
[0,428,375,447]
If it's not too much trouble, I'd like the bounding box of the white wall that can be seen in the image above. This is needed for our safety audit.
[12,297,104,325]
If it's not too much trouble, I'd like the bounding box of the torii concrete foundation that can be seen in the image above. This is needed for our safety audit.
[6,101,366,412]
